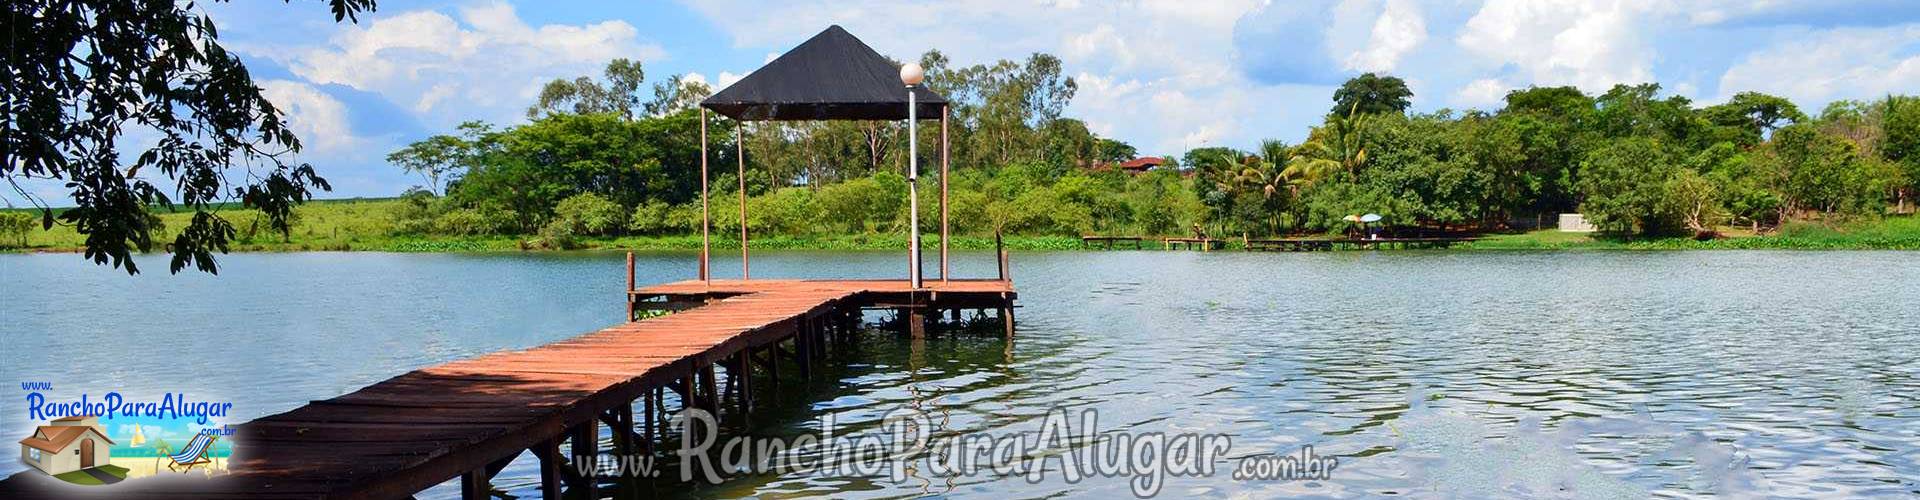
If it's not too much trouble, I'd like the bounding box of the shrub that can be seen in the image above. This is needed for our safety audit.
[533,219,581,250]
[815,173,906,233]
[667,204,702,233]
[628,201,674,235]
[750,187,820,235]
[391,189,442,235]
[550,193,628,236]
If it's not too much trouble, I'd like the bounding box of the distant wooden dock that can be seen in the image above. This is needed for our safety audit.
[1162,237,1224,251]
[1080,235,1143,250]
[0,274,1015,500]
[1244,237,1475,251]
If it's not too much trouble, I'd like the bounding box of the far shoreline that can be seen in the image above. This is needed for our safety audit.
[7,226,1918,256]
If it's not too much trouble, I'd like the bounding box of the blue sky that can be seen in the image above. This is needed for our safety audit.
[14,0,1920,202]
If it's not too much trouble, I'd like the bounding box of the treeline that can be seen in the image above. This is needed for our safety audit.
[390,55,1920,245]
[1192,78,1919,238]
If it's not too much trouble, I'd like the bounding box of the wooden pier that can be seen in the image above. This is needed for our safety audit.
[0,275,1015,500]
[1244,237,1475,251]
[1162,237,1224,251]
[1080,235,1143,250]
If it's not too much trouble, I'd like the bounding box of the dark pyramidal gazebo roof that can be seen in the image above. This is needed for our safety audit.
[702,25,947,121]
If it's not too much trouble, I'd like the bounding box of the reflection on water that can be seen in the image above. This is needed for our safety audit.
[2,250,1917,498]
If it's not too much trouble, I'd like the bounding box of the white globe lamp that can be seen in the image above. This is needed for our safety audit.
[900,62,925,87]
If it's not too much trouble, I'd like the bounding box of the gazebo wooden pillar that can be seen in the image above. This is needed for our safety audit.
[699,108,710,283]
[941,105,951,282]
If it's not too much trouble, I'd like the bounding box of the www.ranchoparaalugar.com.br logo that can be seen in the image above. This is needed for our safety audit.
[577,406,1336,498]
[15,382,237,487]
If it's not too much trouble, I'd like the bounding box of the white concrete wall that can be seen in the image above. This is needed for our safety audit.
[1558,213,1597,232]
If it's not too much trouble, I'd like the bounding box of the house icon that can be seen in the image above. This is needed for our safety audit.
[17,416,115,476]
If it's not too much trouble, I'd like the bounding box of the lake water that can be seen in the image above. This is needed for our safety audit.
[2,250,1917,498]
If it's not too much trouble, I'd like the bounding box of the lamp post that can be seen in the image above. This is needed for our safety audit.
[902,62,925,289]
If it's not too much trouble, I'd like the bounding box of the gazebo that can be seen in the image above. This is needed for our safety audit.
[696,25,953,288]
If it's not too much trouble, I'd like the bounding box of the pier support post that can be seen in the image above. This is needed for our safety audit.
[840,309,859,351]
[700,364,721,416]
[795,325,812,381]
[909,308,926,338]
[816,315,831,359]
[732,351,753,427]
[680,376,696,412]
[612,405,634,455]
[767,345,781,391]
[533,438,563,499]
[999,297,1015,341]
[461,468,489,500]
[570,421,598,497]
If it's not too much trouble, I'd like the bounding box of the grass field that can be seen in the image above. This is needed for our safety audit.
[6,198,1917,254]
[1463,216,1920,251]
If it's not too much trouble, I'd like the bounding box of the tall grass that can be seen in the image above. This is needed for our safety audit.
[3,199,1085,253]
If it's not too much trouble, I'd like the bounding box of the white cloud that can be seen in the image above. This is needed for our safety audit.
[267,1,663,127]
[1453,78,1509,109]
[1717,25,1920,107]
[258,80,362,156]
[1345,0,1428,73]
[685,71,749,92]
[1456,0,1667,92]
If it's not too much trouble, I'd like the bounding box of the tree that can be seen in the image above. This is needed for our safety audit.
[1038,118,1094,172]
[1290,106,1370,180]
[385,121,488,195]
[1449,113,1528,225]
[1094,139,1138,164]
[0,212,33,247]
[4,0,373,274]
[1881,96,1920,213]
[1504,86,1594,117]
[1232,140,1299,234]
[1663,168,1723,237]
[1704,91,1806,145]
[528,58,647,120]
[1761,123,1881,218]
[1594,83,1706,146]
[1331,73,1413,115]
[643,74,713,117]
[1503,86,1597,212]
[926,51,1078,167]
[1577,138,1676,234]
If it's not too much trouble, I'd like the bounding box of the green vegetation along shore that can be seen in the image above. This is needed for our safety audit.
[7,198,1917,254]
[12,38,1920,273]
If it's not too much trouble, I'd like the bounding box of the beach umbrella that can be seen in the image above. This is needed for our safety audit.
[1360,214,1382,223]
[1342,214,1362,223]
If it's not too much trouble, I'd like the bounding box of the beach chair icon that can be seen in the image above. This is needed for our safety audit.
[158,430,218,473]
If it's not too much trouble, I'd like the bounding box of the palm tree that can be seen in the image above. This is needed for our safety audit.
[1228,140,1288,199]
[1288,103,1370,183]
[1205,141,1304,235]
[1195,149,1245,196]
